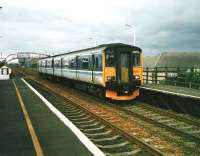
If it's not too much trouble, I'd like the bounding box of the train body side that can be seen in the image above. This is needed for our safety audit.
[38,43,143,100]
[38,48,104,86]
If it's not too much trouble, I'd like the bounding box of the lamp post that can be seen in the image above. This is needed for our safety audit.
[88,37,97,47]
[0,36,3,59]
[0,7,3,39]
[125,24,136,46]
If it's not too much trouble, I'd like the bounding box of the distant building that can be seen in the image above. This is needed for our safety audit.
[0,65,12,80]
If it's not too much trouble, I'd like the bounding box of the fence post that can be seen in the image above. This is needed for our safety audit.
[191,66,194,78]
[146,67,149,84]
[189,82,192,88]
[165,66,168,80]
[177,67,180,77]
[155,67,158,84]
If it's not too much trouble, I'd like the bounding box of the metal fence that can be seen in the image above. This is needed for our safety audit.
[143,66,200,89]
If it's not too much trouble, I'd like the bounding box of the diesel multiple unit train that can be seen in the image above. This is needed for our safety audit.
[38,43,143,100]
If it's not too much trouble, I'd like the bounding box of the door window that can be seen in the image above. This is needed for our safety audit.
[120,53,129,83]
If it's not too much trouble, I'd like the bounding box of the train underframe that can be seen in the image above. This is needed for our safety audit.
[39,72,139,101]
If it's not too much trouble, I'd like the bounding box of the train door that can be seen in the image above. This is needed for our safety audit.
[117,52,131,84]
[93,54,101,84]
[61,58,63,77]
[76,56,80,80]
[91,54,95,83]
[45,60,47,74]
[52,58,54,77]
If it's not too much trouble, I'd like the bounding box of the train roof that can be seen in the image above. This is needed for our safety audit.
[42,43,142,59]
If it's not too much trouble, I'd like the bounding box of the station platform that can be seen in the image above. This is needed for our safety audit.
[0,78,99,156]
[141,84,200,100]
[139,84,200,117]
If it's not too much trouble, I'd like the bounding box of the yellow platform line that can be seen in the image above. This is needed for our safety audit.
[12,80,44,156]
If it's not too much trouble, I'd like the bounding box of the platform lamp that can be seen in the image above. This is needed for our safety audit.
[88,37,97,47]
[125,24,136,46]
[0,7,3,38]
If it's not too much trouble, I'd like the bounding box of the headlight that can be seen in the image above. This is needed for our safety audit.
[134,75,140,80]
[107,76,116,81]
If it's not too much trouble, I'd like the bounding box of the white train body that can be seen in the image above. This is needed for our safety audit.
[38,47,104,86]
[38,43,142,100]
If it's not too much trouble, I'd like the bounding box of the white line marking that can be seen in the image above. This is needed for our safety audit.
[21,78,105,156]
[141,86,200,100]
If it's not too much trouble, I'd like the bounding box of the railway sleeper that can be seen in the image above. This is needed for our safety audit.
[105,149,143,156]
[69,116,91,121]
[96,141,130,149]
[177,125,194,130]
[65,110,83,115]
[67,113,87,118]
[78,121,100,128]
[74,119,95,124]
[91,135,120,142]
[85,130,112,137]
[190,129,200,134]
[81,125,106,132]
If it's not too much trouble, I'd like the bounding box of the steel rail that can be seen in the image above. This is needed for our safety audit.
[139,104,200,128]
[118,106,200,144]
[28,78,165,156]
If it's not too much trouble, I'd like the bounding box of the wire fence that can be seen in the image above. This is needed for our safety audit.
[143,66,200,90]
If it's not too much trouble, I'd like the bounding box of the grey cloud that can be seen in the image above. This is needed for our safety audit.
[1,0,200,56]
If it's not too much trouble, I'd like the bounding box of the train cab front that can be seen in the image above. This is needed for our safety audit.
[104,44,142,100]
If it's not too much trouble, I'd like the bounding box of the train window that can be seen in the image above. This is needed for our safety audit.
[43,60,46,67]
[39,61,42,67]
[69,57,76,69]
[95,57,98,70]
[41,61,44,67]
[94,54,102,71]
[132,53,141,66]
[46,60,52,68]
[106,50,115,67]
[54,59,61,68]
[80,56,89,70]
[63,58,70,68]
[98,55,102,71]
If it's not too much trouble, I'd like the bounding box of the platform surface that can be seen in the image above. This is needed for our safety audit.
[0,79,94,156]
[142,84,200,98]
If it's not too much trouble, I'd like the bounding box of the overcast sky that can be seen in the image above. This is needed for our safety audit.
[0,0,200,56]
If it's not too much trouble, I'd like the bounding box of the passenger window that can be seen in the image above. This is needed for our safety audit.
[94,55,102,71]
[69,58,76,69]
[43,61,46,67]
[80,56,89,70]
[54,59,61,68]
[46,60,52,68]
[95,57,98,70]
[63,58,70,68]
[106,50,115,67]
[98,55,102,71]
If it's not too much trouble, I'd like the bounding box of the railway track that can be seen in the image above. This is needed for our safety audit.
[67,83,200,145]
[138,104,200,128]
[59,82,200,145]
[121,105,200,144]
[26,79,165,156]
[51,81,200,154]
[20,73,200,155]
